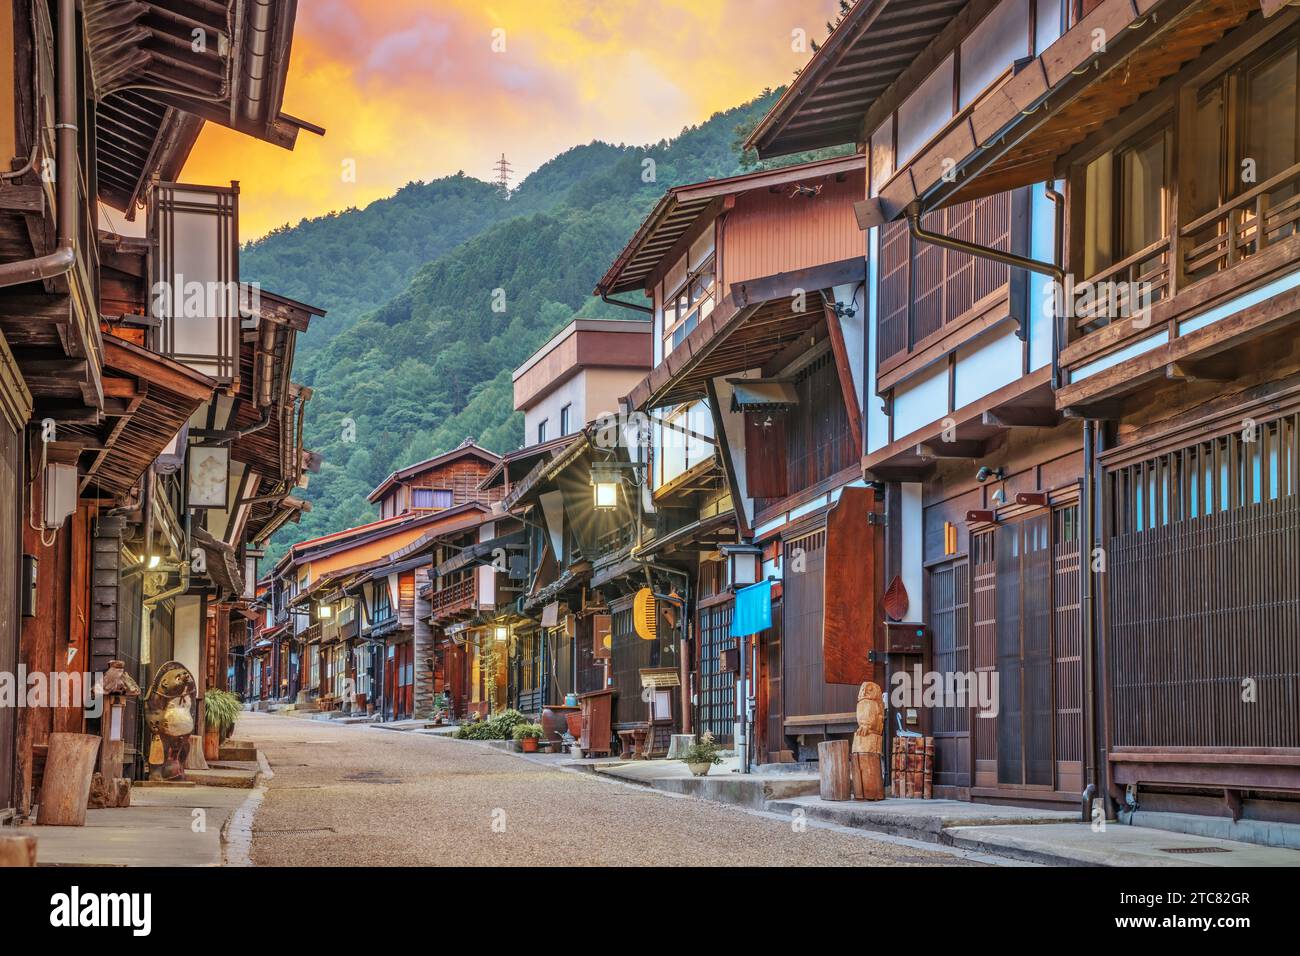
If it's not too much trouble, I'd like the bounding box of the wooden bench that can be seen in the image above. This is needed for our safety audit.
[616,724,651,760]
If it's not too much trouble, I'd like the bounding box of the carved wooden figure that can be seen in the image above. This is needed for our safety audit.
[143,661,197,781]
[851,681,885,800]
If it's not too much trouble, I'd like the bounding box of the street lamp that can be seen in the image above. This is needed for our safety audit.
[590,462,620,511]
[721,543,762,590]
[494,625,509,643]
[319,604,333,620]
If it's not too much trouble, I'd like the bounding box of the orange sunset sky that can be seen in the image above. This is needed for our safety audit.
[177,0,843,240]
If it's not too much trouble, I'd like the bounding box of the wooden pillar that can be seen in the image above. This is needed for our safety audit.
[818,739,852,801]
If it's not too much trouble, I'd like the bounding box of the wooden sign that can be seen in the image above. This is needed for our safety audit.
[822,486,883,685]
[592,613,611,659]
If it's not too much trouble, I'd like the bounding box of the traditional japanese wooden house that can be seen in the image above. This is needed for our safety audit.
[746,0,1300,831]
[264,504,486,713]
[0,0,319,812]
[597,156,884,764]
[491,319,664,742]
[412,510,525,719]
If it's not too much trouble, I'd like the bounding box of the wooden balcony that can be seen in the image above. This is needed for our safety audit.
[1059,162,1300,412]
[429,576,476,623]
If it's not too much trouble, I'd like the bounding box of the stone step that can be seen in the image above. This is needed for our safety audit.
[218,744,258,761]
[185,767,261,789]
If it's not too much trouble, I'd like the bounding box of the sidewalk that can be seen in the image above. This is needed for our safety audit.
[21,783,252,867]
[584,757,1300,867]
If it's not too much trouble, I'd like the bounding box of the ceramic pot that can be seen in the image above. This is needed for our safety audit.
[687,762,712,777]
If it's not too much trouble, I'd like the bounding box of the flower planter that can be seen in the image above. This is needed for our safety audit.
[202,725,221,762]
[520,737,539,753]
[687,762,713,777]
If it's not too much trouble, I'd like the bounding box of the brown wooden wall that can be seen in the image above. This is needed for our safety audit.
[781,526,858,722]
[724,170,865,289]
[1107,412,1300,751]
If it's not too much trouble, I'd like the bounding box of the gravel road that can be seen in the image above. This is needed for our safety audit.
[238,711,985,867]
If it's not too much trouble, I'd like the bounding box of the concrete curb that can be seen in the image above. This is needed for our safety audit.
[220,747,273,867]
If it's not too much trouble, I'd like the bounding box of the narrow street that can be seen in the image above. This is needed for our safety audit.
[238,714,985,867]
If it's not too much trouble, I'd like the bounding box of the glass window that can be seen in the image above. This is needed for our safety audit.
[1119,128,1167,259]
[662,258,715,357]
[560,404,571,436]
[1190,87,1224,219]
[412,488,452,509]
[538,419,548,443]
[1243,46,1298,189]
[959,0,1029,109]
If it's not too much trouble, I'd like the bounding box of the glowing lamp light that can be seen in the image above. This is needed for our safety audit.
[319,604,333,620]
[722,543,762,589]
[494,625,509,643]
[147,554,161,569]
[591,462,621,511]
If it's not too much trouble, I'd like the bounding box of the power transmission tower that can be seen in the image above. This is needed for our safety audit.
[493,153,513,195]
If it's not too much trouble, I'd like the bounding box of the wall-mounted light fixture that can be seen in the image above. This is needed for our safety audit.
[721,543,763,590]
[591,462,621,510]
[494,625,509,643]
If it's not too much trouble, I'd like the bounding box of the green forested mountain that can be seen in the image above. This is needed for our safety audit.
[244,89,849,562]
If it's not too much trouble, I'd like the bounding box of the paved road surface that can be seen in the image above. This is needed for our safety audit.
[237,712,985,867]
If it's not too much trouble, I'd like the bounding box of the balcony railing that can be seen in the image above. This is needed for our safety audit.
[1061,161,1300,393]
[1072,239,1170,335]
[430,577,476,620]
[1182,161,1300,280]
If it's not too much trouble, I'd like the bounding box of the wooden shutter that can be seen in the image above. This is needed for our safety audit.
[877,219,911,361]
[744,412,788,498]
[822,486,884,685]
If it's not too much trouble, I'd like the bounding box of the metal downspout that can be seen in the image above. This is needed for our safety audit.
[0,0,78,288]
[600,292,653,316]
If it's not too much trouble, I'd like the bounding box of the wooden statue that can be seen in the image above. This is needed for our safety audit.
[143,661,197,781]
[850,681,885,800]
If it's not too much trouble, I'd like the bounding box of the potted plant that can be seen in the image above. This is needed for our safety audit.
[202,689,242,761]
[677,732,724,777]
[512,722,544,753]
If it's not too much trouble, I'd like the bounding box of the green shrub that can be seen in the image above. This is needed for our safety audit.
[511,722,543,741]
[677,731,724,766]
[455,708,528,740]
[204,689,243,740]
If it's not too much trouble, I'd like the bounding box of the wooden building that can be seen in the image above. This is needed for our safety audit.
[742,0,1300,833]
[597,157,882,764]
[0,0,319,815]
[484,319,661,745]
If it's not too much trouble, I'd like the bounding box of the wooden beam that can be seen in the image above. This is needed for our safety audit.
[0,294,71,324]
[982,407,1059,428]
[823,300,863,456]
[0,184,44,214]
[917,439,986,460]
[731,256,866,309]
[1165,358,1234,383]
[705,378,751,540]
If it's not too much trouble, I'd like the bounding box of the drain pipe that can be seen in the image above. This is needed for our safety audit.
[1045,185,1066,391]
[905,206,1064,283]
[1080,420,1098,823]
[600,292,653,316]
[0,0,78,288]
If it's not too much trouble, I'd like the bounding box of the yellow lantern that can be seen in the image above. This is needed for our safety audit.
[633,587,657,641]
